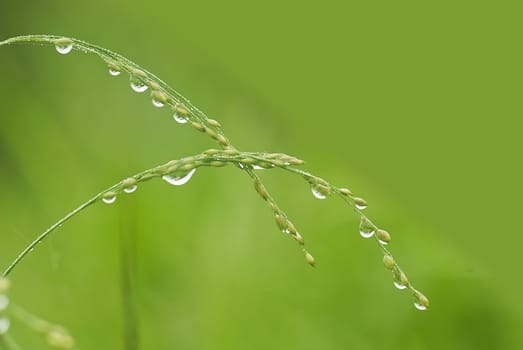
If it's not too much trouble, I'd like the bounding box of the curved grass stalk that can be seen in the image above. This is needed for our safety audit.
[0,35,429,310]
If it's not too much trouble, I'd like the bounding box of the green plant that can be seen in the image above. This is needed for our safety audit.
[0,34,429,347]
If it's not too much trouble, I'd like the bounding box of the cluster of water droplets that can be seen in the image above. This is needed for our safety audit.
[162,168,197,186]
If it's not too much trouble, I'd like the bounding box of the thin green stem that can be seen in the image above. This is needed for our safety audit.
[2,193,101,277]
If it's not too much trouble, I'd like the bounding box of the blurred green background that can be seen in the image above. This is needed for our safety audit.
[0,1,521,349]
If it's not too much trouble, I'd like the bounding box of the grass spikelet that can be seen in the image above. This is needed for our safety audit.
[0,35,429,313]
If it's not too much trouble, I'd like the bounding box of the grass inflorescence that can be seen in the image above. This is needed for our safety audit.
[0,35,429,322]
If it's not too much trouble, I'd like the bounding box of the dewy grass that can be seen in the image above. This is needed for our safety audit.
[0,36,429,314]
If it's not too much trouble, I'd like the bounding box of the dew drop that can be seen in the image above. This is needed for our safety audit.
[123,185,137,193]
[130,81,148,93]
[414,302,427,311]
[0,317,9,335]
[356,203,367,210]
[0,295,9,312]
[311,187,327,199]
[102,195,117,204]
[354,197,368,210]
[359,218,375,238]
[252,165,265,170]
[152,98,165,108]
[162,168,197,186]
[109,68,121,76]
[173,113,189,124]
[54,38,73,55]
[393,281,407,290]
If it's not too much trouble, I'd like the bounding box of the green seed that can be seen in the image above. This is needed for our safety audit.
[175,105,190,117]
[207,118,221,127]
[305,251,316,267]
[210,161,226,167]
[204,149,220,155]
[149,81,161,90]
[205,128,217,139]
[377,229,391,244]
[216,134,228,146]
[122,177,137,188]
[383,255,395,269]
[151,90,168,103]
[338,188,353,196]
[131,68,146,78]
[191,122,206,132]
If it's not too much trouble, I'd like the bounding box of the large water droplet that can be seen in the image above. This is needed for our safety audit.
[414,302,427,311]
[0,317,10,335]
[130,81,148,93]
[311,187,327,199]
[0,295,9,311]
[162,169,196,186]
[359,218,375,238]
[393,281,407,290]
[55,38,73,55]
[123,185,137,193]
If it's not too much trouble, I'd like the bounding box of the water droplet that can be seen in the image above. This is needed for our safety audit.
[152,98,165,108]
[252,165,265,170]
[354,197,368,210]
[311,187,327,200]
[0,317,9,335]
[123,185,137,193]
[54,38,73,55]
[393,281,407,290]
[359,218,375,238]
[130,81,148,93]
[102,194,117,204]
[174,113,189,124]
[0,295,9,311]
[162,168,196,186]
[414,302,427,311]
[109,68,121,76]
